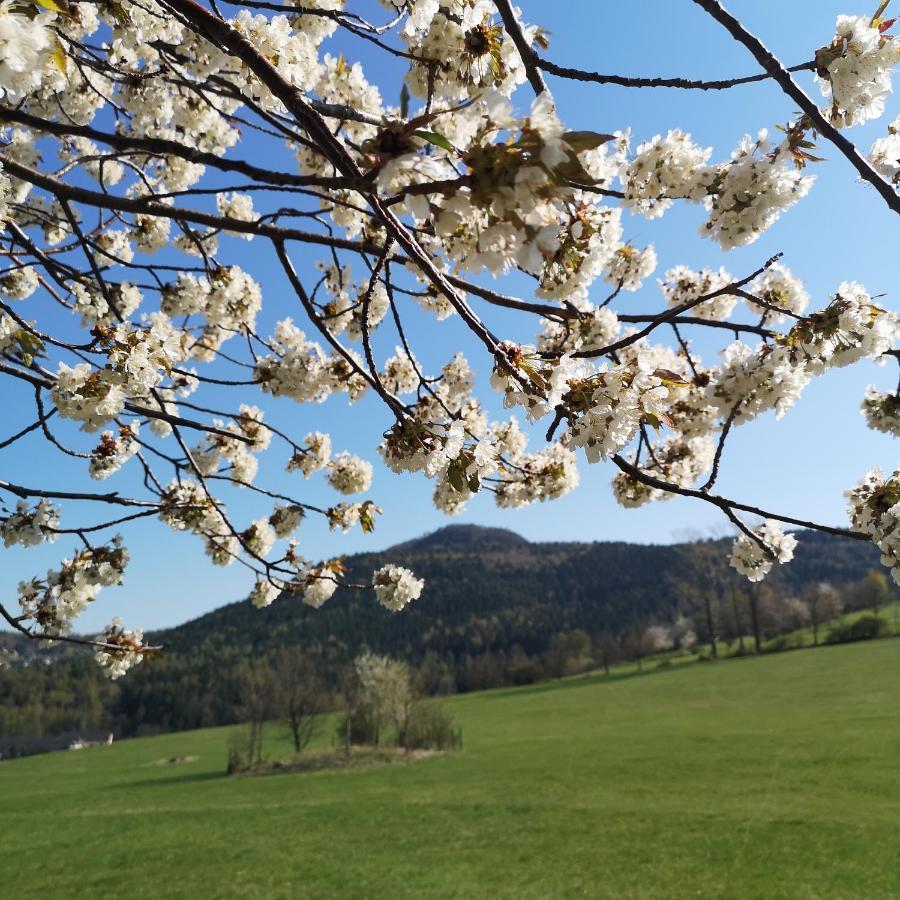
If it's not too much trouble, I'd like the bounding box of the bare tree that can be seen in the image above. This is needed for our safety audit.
[274,647,327,755]
[802,582,843,646]
[747,584,765,655]
[853,570,892,618]
[592,631,620,676]
[727,581,748,655]
[232,661,276,769]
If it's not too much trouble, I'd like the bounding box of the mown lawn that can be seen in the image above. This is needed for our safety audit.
[3,640,900,899]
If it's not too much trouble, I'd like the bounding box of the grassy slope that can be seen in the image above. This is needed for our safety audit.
[3,641,900,900]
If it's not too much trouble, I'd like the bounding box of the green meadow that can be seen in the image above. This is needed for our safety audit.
[3,639,900,900]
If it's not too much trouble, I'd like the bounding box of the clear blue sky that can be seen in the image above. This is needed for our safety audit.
[1,0,897,632]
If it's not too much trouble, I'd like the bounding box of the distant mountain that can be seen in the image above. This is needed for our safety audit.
[391,524,530,552]
[153,525,880,660]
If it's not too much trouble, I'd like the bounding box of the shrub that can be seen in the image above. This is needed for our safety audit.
[404,701,462,751]
[226,730,253,774]
[509,663,543,686]
[335,707,381,748]
[766,633,804,653]
[825,615,889,645]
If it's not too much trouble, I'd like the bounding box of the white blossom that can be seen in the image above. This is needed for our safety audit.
[326,452,373,494]
[94,618,145,679]
[604,244,657,292]
[89,423,140,480]
[2,500,59,548]
[0,265,39,300]
[18,538,129,635]
[372,564,424,611]
[816,15,900,127]
[623,130,713,218]
[869,115,900,183]
[729,520,797,582]
[659,266,738,322]
[270,503,304,538]
[745,263,809,324]
[846,468,900,584]
[249,579,281,608]
[861,385,900,435]
[0,4,56,103]
[302,569,338,608]
[701,131,815,249]
[288,431,332,477]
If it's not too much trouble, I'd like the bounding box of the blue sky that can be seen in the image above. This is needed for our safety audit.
[1,0,897,633]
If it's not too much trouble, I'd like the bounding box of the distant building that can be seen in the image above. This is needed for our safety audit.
[0,730,114,760]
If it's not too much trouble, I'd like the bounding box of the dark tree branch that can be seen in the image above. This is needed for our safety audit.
[537,56,815,91]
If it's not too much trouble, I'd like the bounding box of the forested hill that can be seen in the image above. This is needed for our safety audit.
[1,525,886,744]
[155,524,879,660]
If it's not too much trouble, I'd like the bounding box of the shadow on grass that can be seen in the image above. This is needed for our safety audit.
[123,770,227,789]
[479,660,704,702]
[231,747,445,780]
[478,632,900,704]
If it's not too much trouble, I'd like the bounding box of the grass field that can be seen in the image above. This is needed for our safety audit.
[3,640,900,900]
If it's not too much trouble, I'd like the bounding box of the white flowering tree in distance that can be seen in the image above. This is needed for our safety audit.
[1,0,900,677]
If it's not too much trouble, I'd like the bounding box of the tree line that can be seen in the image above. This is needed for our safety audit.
[1,557,893,755]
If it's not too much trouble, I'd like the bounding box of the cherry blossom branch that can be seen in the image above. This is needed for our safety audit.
[611,455,868,541]
[692,0,900,216]
[0,361,255,445]
[576,254,782,358]
[0,105,362,192]
[494,0,548,95]
[701,401,742,492]
[161,0,504,359]
[0,600,149,654]
[0,479,159,508]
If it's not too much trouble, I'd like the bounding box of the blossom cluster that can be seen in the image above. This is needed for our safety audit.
[89,424,140,480]
[623,127,815,249]
[816,15,900,127]
[612,435,716,508]
[399,0,532,101]
[659,266,738,322]
[254,318,368,405]
[870,115,900,182]
[861,385,900,435]
[729,521,798,583]
[372,564,425,612]
[94,618,147,679]
[17,539,129,635]
[709,281,898,426]
[51,322,184,431]
[846,469,900,584]
[2,500,59,548]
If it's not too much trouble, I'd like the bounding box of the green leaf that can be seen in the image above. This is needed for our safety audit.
[413,130,456,154]
[447,464,465,493]
[653,368,690,388]
[553,155,598,186]
[34,0,69,13]
[400,84,410,121]
[518,360,549,392]
[50,40,68,77]
[562,131,616,153]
